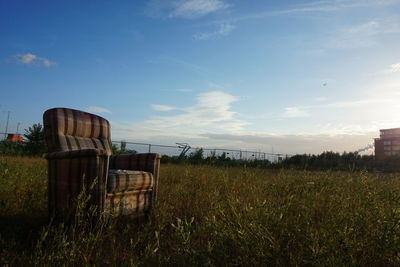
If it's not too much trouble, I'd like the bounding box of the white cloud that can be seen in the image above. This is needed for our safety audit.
[282,107,310,118]
[18,53,36,64]
[169,0,229,19]
[387,63,400,73]
[314,97,328,102]
[201,131,376,155]
[145,91,247,132]
[85,106,112,114]
[176,88,193,92]
[151,104,176,111]
[389,63,400,72]
[327,18,400,49]
[230,0,400,22]
[12,53,56,67]
[278,0,400,15]
[371,62,400,75]
[161,55,210,77]
[282,97,391,117]
[329,21,380,49]
[145,0,230,19]
[194,23,235,40]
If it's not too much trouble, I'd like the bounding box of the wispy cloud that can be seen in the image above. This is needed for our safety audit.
[193,23,235,40]
[161,55,210,77]
[284,97,391,113]
[85,106,112,114]
[170,0,230,18]
[314,97,328,102]
[369,61,400,75]
[282,107,310,118]
[201,131,376,154]
[388,63,400,73]
[145,0,230,19]
[327,18,400,49]
[146,91,247,132]
[151,104,176,111]
[176,88,193,92]
[274,0,399,15]
[209,0,400,25]
[11,53,55,67]
[379,62,400,74]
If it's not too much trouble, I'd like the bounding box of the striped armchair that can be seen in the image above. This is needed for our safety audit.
[43,107,161,217]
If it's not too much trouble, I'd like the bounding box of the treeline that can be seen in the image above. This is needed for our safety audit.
[0,125,136,157]
[161,148,271,168]
[276,152,375,171]
[163,149,400,172]
[2,127,400,172]
[276,151,400,172]
[0,124,46,156]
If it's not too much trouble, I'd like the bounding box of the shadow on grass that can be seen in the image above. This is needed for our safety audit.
[0,213,48,250]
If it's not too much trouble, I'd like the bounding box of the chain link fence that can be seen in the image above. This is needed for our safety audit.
[111,140,290,162]
[0,132,290,162]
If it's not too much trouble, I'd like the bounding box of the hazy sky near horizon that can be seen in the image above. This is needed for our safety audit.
[1,0,400,154]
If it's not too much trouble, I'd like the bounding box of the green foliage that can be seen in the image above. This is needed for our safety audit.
[278,151,391,172]
[1,155,400,265]
[162,149,271,167]
[188,148,204,164]
[24,123,46,156]
[0,123,47,156]
[163,150,400,172]
[0,140,25,156]
[112,141,137,155]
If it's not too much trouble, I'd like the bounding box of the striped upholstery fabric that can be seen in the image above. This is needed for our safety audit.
[110,153,161,205]
[47,155,108,215]
[45,148,108,159]
[43,107,161,217]
[105,191,152,215]
[107,169,154,193]
[43,108,112,154]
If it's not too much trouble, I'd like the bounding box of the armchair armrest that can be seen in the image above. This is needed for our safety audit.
[46,148,110,216]
[110,153,161,205]
[45,148,109,160]
[109,153,161,175]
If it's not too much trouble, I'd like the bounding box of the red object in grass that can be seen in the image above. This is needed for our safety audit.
[7,134,24,143]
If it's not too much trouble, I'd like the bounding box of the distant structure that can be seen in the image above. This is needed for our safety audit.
[7,134,23,143]
[374,128,400,159]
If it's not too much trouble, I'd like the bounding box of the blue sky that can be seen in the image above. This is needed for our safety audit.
[1,0,400,154]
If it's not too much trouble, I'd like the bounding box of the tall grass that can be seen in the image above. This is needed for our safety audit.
[1,155,400,265]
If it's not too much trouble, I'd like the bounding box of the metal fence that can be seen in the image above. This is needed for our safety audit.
[111,140,290,162]
[0,131,291,162]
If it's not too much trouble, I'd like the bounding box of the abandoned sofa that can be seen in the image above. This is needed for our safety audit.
[43,107,161,217]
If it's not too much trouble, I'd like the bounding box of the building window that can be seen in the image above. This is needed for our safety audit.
[384,146,391,151]
[385,151,392,156]
[384,141,392,145]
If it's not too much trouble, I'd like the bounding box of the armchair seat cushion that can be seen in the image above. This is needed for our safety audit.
[107,169,154,193]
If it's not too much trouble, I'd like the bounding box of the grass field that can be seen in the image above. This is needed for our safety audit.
[1,155,400,266]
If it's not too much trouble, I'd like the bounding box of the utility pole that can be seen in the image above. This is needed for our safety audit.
[4,111,10,139]
[16,122,20,135]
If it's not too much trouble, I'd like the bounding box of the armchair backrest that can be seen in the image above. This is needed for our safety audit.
[43,107,112,154]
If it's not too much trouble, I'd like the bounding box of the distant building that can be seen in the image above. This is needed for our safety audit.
[7,134,24,143]
[374,128,400,159]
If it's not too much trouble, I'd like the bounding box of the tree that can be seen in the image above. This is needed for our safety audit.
[188,148,204,164]
[112,141,137,155]
[24,123,46,155]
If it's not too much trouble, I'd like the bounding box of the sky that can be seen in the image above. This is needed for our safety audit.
[1,0,400,155]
